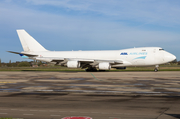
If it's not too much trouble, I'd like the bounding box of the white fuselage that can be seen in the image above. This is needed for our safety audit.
[28,47,176,67]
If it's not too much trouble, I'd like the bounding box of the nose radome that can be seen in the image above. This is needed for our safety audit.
[164,52,176,62]
[172,54,176,61]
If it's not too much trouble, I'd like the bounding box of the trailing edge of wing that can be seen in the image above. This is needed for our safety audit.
[7,51,38,57]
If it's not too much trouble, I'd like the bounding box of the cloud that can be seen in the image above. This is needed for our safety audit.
[24,0,180,27]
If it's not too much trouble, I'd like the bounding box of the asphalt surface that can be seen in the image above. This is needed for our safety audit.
[0,71,180,119]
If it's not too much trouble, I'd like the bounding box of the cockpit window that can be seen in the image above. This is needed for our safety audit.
[159,49,164,51]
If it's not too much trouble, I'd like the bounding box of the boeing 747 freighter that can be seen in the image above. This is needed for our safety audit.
[8,29,176,72]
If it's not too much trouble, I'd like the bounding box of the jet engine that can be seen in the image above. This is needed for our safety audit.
[99,62,111,70]
[67,61,80,68]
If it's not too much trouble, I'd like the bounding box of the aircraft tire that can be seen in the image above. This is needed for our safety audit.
[154,68,158,72]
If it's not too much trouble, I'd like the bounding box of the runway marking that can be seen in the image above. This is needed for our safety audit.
[23,114,34,115]
[0,113,7,114]
[11,109,17,110]
[59,111,67,112]
[50,115,61,116]
[90,73,103,81]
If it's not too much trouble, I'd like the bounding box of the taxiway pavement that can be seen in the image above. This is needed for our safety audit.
[0,71,180,119]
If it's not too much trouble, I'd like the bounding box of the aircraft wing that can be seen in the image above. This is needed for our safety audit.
[40,57,123,68]
[8,50,125,68]
[50,58,123,68]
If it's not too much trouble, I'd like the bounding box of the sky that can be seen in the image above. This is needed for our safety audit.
[0,0,180,62]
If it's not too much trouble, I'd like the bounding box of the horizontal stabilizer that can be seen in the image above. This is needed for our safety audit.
[7,51,38,57]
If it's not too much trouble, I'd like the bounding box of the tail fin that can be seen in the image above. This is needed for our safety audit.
[17,29,47,52]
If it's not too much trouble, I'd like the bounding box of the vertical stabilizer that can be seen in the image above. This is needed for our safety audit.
[17,29,47,52]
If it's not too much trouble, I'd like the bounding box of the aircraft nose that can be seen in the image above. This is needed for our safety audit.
[164,52,176,62]
[172,54,176,61]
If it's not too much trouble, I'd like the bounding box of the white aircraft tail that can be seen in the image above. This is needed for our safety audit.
[17,29,47,52]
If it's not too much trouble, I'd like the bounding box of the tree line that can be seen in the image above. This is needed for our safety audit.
[0,59,46,67]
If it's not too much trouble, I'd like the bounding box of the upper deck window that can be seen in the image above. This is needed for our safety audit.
[159,49,164,51]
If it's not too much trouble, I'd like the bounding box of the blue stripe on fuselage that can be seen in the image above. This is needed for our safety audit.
[133,56,146,60]
[19,54,28,58]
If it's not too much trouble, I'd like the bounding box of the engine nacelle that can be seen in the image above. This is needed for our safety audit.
[99,62,111,70]
[67,61,80,68]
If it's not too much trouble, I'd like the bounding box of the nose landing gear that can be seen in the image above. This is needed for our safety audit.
[154,65,159,72]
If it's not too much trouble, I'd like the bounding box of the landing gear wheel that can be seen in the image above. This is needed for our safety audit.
[154,68,158,72]
[154,65,159,72]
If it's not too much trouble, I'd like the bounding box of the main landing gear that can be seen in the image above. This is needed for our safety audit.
[154,65,159,72]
